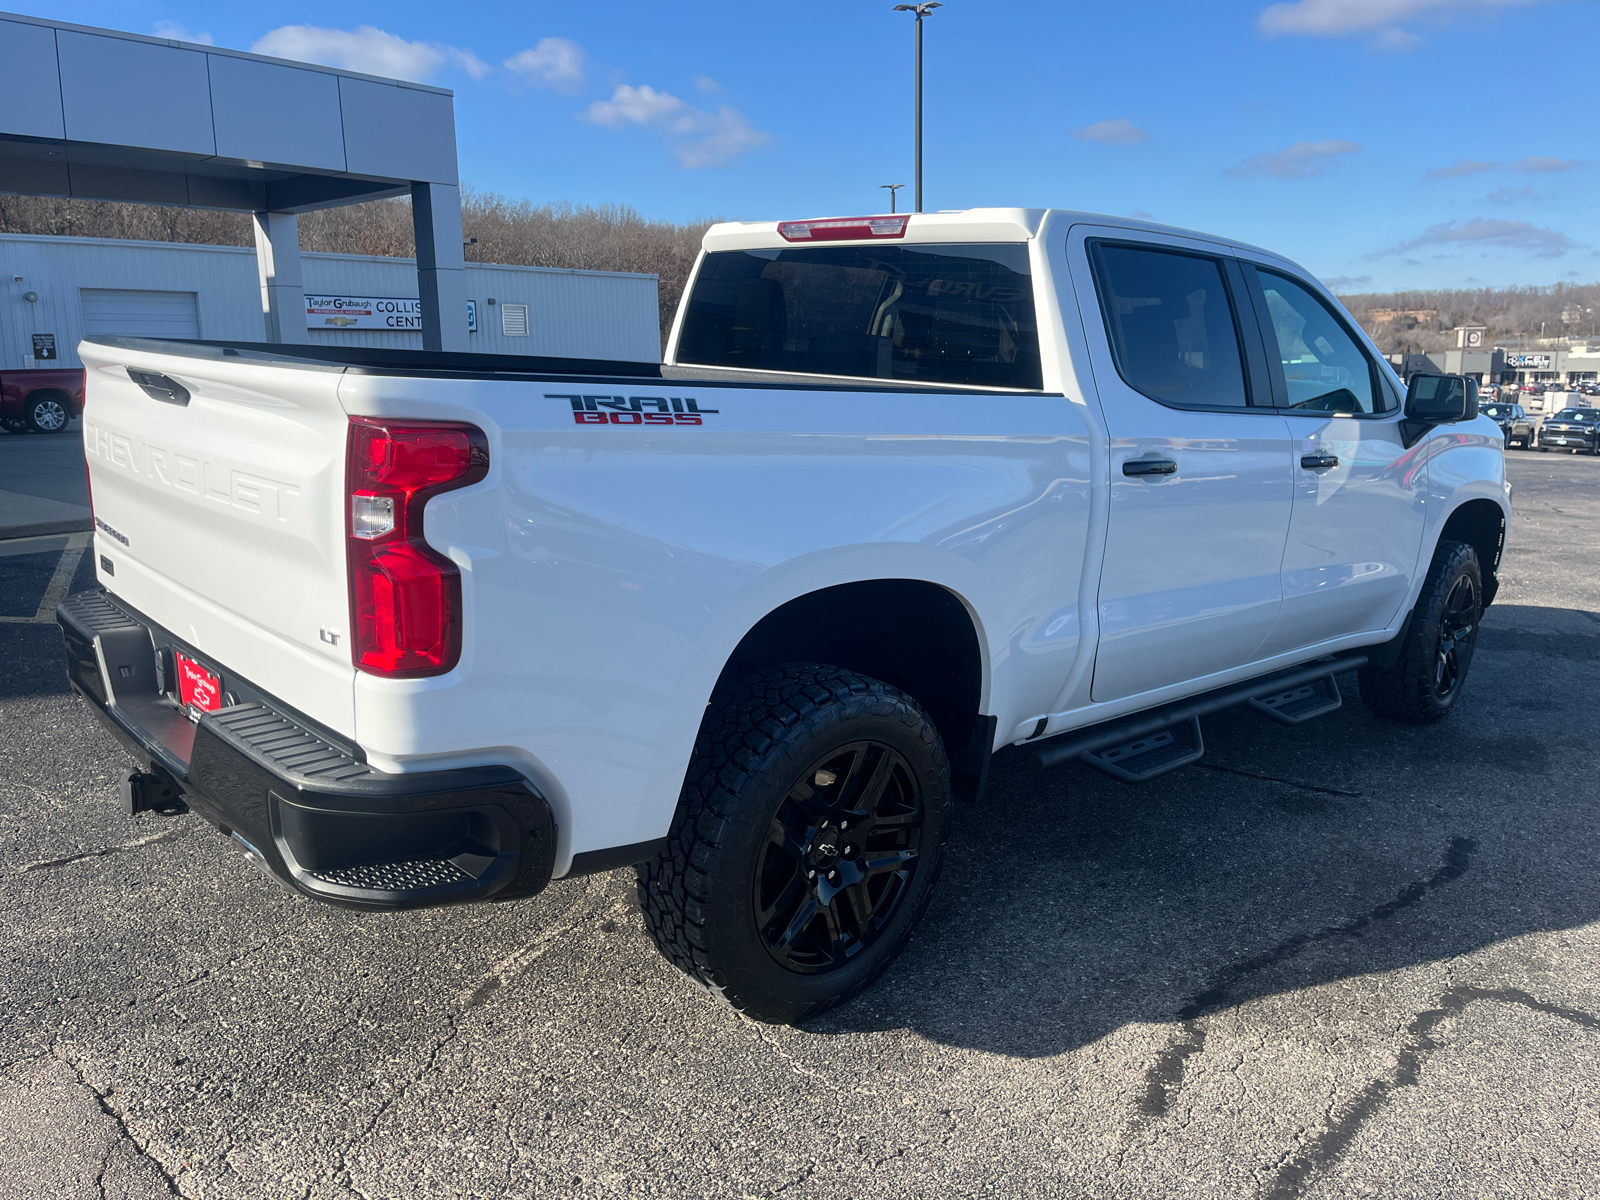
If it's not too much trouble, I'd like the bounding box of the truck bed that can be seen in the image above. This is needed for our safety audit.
[88,336,1042,393]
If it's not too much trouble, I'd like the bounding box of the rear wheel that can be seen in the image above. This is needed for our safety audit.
[26,393,69,434]
[1360,540,1482,724]
[637,663,951,1024]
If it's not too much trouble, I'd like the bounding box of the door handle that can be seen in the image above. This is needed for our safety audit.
[1300,452,1339,470]
[1122,458,1177,477]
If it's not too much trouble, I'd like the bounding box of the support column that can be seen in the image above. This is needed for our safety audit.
[252,212,309,344]
[412,183,468,353]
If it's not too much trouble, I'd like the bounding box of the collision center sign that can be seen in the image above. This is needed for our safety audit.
[306,295,421,330]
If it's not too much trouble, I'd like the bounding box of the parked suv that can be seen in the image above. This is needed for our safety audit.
[1537,407,1600,454]
[1481,401,1535,449]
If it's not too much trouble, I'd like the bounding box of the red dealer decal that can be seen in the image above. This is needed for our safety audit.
[548,394,719,426]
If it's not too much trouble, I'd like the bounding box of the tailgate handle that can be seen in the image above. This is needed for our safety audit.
[126,369,190,407]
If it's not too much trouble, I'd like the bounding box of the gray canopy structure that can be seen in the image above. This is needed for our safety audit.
[0,12,469,350]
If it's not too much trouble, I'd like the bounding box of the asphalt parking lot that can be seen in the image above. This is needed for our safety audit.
[2,450,1597,1200]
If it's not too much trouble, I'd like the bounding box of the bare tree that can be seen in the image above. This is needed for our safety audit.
[0,190,718,346]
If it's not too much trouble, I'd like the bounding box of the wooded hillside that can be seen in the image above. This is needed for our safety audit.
[0,191,717,344]
[1335,283,1600,354]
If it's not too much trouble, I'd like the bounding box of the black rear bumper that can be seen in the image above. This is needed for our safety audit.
[56,590,556,910]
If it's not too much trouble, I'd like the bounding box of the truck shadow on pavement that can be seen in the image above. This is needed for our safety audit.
[812,602,1600,1061]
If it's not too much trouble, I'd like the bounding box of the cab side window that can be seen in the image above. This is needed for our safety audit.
[1090,242,1252,409]
[1255,270,1387,414]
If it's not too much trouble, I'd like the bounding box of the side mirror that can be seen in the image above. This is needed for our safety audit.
[1405,373,1478,424]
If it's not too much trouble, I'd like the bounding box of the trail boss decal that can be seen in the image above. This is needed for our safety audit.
[550,394,719,426]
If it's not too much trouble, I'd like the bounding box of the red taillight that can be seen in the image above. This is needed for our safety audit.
[346,417,488,677]
[777,215,909,242]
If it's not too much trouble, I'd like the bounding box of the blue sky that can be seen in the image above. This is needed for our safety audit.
[23,0,1600,292]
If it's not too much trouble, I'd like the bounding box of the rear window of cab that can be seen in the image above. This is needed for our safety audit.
[676,244,1042,389]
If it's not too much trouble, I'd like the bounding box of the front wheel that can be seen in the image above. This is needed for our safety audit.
[637,663,951,1024]
[1359,540,1482,724]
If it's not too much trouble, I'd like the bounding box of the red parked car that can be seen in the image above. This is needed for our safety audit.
[0,367,84,434]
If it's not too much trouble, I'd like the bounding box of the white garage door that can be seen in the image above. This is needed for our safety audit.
[80,289,201,338]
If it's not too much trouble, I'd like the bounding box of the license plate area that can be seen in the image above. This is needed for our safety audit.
[174,650,223,717]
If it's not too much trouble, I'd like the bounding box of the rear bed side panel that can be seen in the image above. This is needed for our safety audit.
[337,373,1093,875]
[78,342,357,737]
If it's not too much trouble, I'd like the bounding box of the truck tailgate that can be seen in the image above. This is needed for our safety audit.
[79,340,356,738]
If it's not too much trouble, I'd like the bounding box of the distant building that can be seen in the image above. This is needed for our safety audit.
[1,232,661,370]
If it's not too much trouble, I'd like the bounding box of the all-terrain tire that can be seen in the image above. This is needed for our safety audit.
[1359,539,1482,725]
[636,663,951,1024]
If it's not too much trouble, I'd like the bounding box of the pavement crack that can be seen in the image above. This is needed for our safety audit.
[1260,985,1600,1200]
[460,875,613,1008]
[1196,762,1363,798]
[52,1043,186,1197]
[1135,836,1477,1122]
[741,1018,841,1091]
[20,826,188,872]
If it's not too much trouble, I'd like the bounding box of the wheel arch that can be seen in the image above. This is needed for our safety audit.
[1438,497,1506,608]
[712,579,993,800]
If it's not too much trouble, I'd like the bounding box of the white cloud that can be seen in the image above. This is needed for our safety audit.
[1227,139,1362,178]
[586,84,685,128]
[583,84,770,169]
[1488,185,1536,203]
[1258,0,1536,49]
[694,75,721,94]
[1322,274,1373,290]
[1511,155,1586,173]
[153,20,213,45]
[504,38,586,91]
[1426,158,1499,179]
[251,25,488,83]
[1130,209,1159,221]
[1372,218,1580,260]
[1072,118,1147,146]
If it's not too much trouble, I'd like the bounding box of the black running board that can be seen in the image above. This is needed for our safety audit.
[1026,653,1369,780]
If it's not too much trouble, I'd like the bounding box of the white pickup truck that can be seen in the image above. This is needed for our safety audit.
[60,209,1508,1023]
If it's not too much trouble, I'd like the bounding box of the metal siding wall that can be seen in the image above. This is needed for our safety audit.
[0,235,661,368]
[1,233,263,369]
[470,265,661,362]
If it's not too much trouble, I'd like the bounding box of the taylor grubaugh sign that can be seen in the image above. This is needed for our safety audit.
[305,297,482,332]
[305,296,422,330]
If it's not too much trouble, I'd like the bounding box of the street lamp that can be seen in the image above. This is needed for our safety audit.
[892,2,941,213]
[879,183,906,213]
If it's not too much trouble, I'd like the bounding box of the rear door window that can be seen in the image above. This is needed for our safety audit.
[1088,241,1254,409]
[676,244,1041,389]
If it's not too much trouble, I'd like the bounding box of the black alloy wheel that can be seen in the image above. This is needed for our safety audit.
[1433,572,1478,703]
[637,663,952,1024]
[754,740,924,974]
[1359,539,1482,724]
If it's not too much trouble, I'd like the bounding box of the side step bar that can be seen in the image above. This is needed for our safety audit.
[1026,653,1369,781]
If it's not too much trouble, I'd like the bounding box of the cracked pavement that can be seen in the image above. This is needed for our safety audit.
[1,452,1597,1198]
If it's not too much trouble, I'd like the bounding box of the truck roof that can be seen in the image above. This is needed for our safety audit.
[701,207,1283,263]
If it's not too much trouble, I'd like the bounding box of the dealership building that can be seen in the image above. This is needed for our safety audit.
[0,13,660,369]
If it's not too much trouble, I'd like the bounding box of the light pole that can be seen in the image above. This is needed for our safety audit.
[879,183,906,213]
[893,3,941,213]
